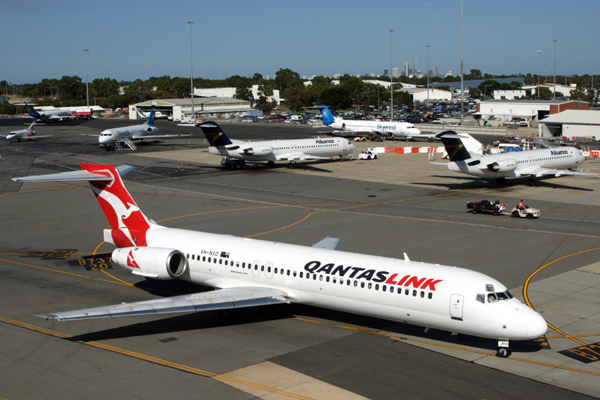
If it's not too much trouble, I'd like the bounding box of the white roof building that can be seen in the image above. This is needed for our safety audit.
[539,109,600,139]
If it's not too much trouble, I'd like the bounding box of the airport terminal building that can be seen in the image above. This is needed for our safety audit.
[474,99,589,127]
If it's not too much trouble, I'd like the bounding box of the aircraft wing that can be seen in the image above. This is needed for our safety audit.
[130,133,192,140]
[37,286,289,321]
[312,237,341,250]
[516,165,598,178]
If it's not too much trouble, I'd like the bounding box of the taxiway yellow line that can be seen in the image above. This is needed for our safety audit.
[522,247,600,347]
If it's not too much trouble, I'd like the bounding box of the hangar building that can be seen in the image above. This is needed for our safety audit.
[129,98,253,121]
[475,100,589,126]
[540,110,600,140]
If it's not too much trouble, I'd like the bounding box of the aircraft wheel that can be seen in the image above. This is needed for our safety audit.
[496,177,506,184]
[496,347,511,358]
[526,179,536,186]
[267,161,275,168]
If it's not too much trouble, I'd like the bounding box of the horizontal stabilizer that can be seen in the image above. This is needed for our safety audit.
[312,236,341,250]
[12,165,135,183]
[37,287,289,321]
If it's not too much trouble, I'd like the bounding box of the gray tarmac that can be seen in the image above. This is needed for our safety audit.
[1,118,599,399]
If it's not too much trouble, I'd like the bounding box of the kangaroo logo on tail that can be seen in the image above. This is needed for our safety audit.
[80,163,153,247]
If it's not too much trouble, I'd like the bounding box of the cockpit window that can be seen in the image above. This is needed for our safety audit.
[486,291,513,303]
[476,294,485,303]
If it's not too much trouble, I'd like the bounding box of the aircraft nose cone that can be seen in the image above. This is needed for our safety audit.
[528,311,547,339]
[350,143,357,152]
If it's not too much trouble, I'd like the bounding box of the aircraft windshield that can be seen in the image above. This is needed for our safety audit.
[477,291,513,304]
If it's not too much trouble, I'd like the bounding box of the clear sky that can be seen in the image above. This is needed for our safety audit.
[2,0,598,84]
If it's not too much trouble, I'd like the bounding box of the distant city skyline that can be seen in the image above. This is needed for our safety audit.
[2,0,598,84]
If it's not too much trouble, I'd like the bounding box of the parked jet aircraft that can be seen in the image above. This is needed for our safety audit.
[83,108,191,150]
[434,131,596,185]
[2,121,53,142]
[198,121,356,168]
[27,104,72,122]
[13,163,547,357]
[318,105,433,140]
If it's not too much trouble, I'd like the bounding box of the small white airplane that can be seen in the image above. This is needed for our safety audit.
[28,104,72,122]
[433,131,597,185]
[83,108,191,150]
[198,121,356,168]
[318,105,434,140]
[2,120,53,142]
[13,163,547,357]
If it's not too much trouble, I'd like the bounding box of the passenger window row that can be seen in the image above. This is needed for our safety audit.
[185,254,433,299]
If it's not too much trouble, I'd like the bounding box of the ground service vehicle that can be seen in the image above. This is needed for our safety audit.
[511,206,540,219]
[467,200,506,216]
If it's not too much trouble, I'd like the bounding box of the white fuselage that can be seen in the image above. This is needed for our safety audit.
[99,124,157,145]
[449,147,586,178]
[115,226,547,342]
[328,118,421,138]
[209,137,356,161]
[7,128,35,141]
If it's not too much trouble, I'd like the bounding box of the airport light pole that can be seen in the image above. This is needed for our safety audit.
[553,39,557,100]
[460,0,464,126]
[390,29,394,121]
[84,49,89,109]
[427,45,430,104]
[537,50,542,99]
[188,21,194,122]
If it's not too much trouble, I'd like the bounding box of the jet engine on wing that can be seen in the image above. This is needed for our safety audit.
[243,145,273,156]
[487,160,517,173]
[112,247,188,279]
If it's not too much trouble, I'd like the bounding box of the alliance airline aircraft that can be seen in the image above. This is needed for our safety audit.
[318,105,433,140]
[198,121,356,168]
[83,108,191,150]
[434,131,597,185]
[2,120,53,142]
[13,163,547,357]
[28,104,72,122]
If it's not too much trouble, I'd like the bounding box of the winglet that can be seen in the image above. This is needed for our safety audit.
[317,105,335,126]
[197,121,233,146]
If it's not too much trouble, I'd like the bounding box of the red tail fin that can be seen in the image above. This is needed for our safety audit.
[80,163,152,247]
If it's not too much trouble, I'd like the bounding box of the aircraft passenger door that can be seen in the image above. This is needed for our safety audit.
[341,139,347,151]
[266,262,274,279]
[450,294,463,320]
[252,260,260,277]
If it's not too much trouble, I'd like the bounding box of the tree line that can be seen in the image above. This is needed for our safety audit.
[2,68,597,115]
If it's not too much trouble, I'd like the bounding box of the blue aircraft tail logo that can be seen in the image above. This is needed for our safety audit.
[147,108,156,126]
[197,122,233,146]
[437,131,472,162]
[27,104,42,119]
[318,105,335,126]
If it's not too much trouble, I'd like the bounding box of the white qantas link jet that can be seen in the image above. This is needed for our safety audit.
[318,105,432,140]
[13,163,547,357]
[2,120,53,142]
[198,121,356,168]
[434,131,597,185]
[84,108,191,150]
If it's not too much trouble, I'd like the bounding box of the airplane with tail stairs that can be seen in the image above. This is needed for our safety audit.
[27,104,72,122]
[82,108,191,150]
[317,105,435,141]
[12,163,547,357]
[433,131,597,186]
[198,121,356,168]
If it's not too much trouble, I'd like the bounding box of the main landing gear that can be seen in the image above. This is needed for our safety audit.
[286,161,296,169]
[496,340,511,358]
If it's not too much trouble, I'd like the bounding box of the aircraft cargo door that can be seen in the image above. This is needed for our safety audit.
[450,294,463,320]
